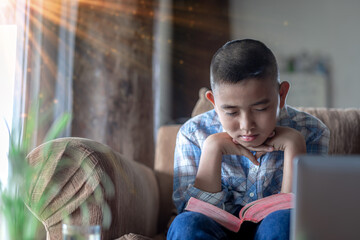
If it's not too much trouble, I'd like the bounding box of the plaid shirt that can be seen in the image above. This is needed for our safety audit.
[173,105,330,214]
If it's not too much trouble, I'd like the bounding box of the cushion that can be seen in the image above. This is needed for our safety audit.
[154,126,181,233]
[191,87,213,117]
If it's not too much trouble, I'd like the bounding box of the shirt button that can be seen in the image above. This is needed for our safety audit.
[249,192,255,198]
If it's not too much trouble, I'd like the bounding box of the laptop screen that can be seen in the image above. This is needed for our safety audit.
[291,155,360,240]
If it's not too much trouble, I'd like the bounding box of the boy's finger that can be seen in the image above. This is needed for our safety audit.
[255,151,265,159]
[248,145,273,152]
[240,150,259,166]
[269,131,275,138]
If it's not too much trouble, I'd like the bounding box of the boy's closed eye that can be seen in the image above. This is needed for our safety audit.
[225,106,268,116]
[251,98,271,112]
[254,107,268,112]
[226,112,238,116]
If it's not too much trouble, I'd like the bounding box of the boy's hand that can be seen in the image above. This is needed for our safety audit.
[205,132,274,166]
[196,132,274,192]
[265,126,305,152]
[265,126,306,193]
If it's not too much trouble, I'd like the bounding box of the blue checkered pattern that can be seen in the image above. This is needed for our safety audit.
[173,105,329,214]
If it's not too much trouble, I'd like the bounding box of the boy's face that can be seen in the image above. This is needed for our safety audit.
[206,78,289,148]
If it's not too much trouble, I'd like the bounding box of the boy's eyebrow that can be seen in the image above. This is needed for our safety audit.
[220,99,270,109]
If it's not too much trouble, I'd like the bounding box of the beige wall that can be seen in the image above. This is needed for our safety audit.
[230,0,360,108]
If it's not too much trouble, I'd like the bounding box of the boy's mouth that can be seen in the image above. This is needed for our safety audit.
[239,134,259,142]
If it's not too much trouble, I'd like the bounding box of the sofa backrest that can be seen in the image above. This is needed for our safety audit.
[154,88,360,232]
[154,125,181,233]
[296,107,360,155]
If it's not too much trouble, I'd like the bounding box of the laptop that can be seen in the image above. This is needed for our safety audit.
[291,155,360,240]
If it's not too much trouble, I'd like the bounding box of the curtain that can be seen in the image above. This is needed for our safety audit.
[12,0,76,150]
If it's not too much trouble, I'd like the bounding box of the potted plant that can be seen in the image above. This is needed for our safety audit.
[0,110,71,239]
[1,100,114,239]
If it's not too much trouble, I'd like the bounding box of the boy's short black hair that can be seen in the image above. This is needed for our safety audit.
[210,39,279,90]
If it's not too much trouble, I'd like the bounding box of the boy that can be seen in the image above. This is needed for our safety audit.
[167,39,330,240]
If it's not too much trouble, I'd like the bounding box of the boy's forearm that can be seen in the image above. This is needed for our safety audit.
[281,140,306,193]
[194,141,223,193]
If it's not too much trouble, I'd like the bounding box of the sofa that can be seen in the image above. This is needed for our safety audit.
[26,88,360,239]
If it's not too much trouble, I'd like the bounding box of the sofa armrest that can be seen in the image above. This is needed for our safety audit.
[26,137,159,240]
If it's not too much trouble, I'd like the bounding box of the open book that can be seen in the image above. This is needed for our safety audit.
[185,193,293,232]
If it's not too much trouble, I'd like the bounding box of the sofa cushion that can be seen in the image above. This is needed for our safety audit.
[154,126,181,234]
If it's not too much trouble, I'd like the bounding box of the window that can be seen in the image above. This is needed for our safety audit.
[0,25,17,186]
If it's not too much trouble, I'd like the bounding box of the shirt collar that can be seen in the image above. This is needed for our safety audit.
[277,104,290,124]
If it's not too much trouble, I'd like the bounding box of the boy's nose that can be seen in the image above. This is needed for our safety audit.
[239,113,255,131]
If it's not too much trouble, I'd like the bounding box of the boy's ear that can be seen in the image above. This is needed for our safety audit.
[205,90,216,107]
[279,81,290,108]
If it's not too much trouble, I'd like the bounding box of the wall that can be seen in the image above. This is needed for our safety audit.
[170,0,231,122]
[72,0,155,168]
[230,0,360,108]
[152,0,231,125]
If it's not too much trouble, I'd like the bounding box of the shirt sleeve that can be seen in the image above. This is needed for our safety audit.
[305,124,330,155]
[172,128,228,214]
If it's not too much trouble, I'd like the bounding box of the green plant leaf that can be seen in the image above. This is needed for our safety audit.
[43,113,72,143]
